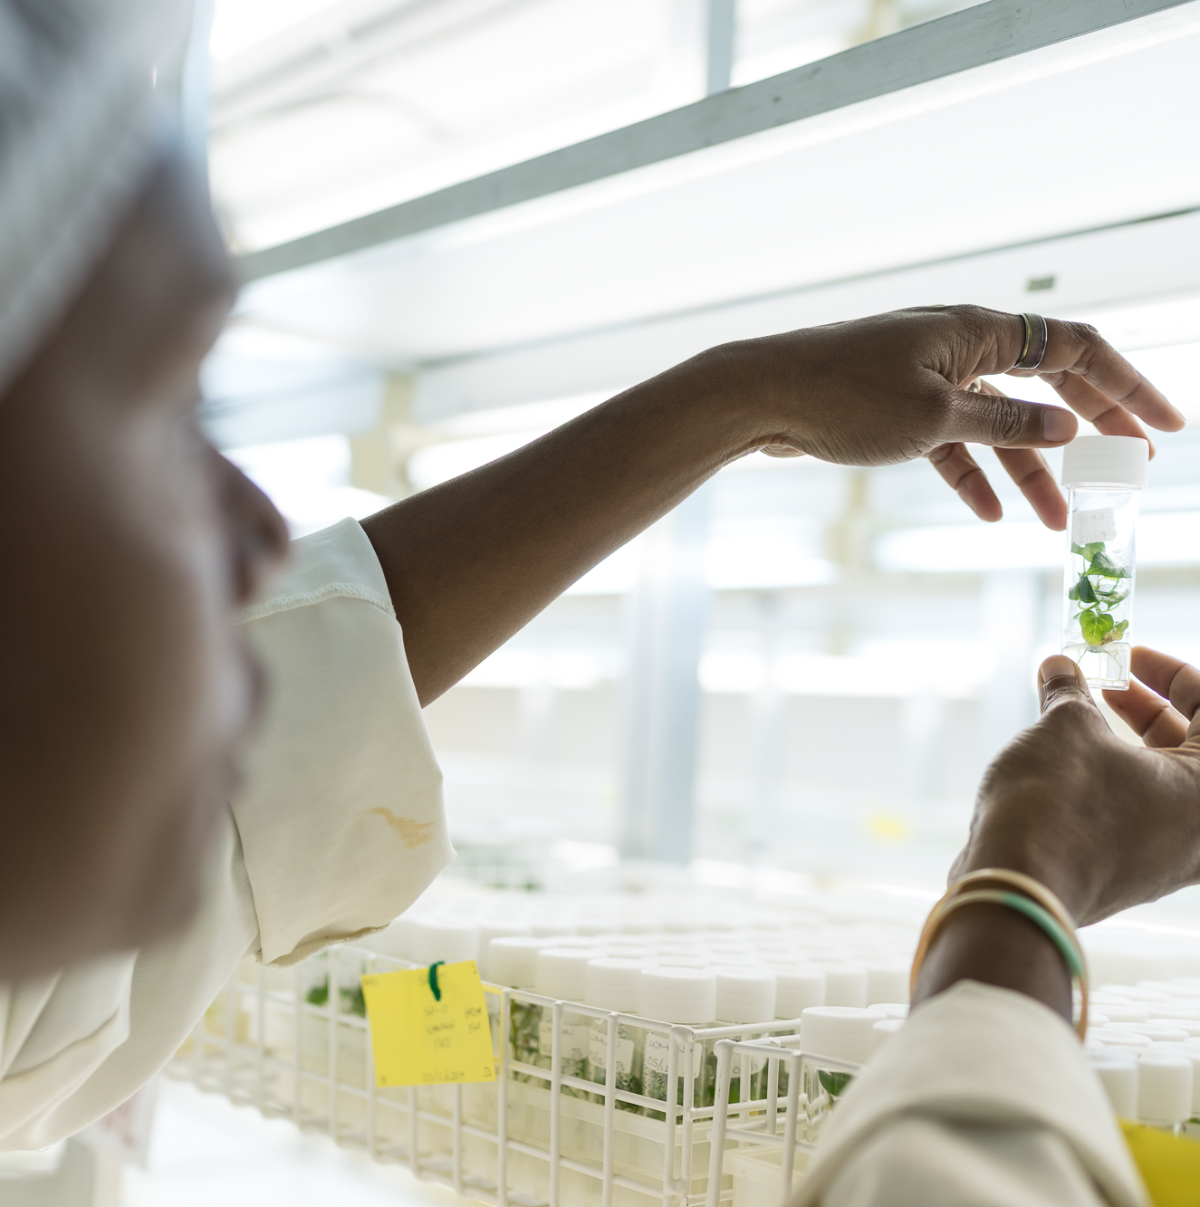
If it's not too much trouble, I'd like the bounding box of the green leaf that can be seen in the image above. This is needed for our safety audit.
[1072,541,1106,561]
[1104,620,1130,645]
[306,977,330,1007]
[818,1070,854,1099]
[1080,610,1115,647]
[340,983,366,1017]
[1071,576,1097,604]
[1088,551,1129,579]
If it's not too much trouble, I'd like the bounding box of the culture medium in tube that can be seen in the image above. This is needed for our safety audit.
[1060,435,1148,690]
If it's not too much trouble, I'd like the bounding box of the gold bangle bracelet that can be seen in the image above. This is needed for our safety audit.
[910,870,1089,1040]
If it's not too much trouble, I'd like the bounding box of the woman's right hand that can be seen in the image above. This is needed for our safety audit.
[949,647,1200,927]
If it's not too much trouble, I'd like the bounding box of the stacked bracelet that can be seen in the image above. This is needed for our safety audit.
[910,868,1089,1040]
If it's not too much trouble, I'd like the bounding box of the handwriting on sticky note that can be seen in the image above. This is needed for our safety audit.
[361,960,496,1087]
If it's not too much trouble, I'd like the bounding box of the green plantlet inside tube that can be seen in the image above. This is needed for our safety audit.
[1069,541,1131,649]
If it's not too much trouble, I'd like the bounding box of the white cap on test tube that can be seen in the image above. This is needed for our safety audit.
[1061,435,1149,489]
[1096,1005,1151,1024]
[1158,1045,1200,1114]
[409,918,478,965]
[864,964,910,1005]
[774,967,826,1018]
[586,958,646,1012]
[821,963,868,1008]
[537,948,599,1002]
[1137,1050,1192,1124]
[713,967,776,1023]
[639,967,717,1024]
[800,1006,885,1064]
[487,936,547,988]
[1109,1022,1190,1044]
[1089,1027,1151,1050]
[1088,1052,1138,1119]
[478,921,531,951]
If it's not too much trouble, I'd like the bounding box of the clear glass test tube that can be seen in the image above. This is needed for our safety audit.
[1060,436,1148,691]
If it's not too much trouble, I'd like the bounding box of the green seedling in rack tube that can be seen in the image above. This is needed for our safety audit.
[1068,541,1131,648]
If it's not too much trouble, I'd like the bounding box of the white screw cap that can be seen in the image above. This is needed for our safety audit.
[639,966,717,1024]
[800,1006,885,1064]
[1061,435,1148,489]
[1137,1050,1193,1124]
[713,967,776,1023]
[1088,1051,1138,1119]
[585,957,646,1012]
[537,948,600,1001]
[487,936,548,988]
[773,967,826,1018]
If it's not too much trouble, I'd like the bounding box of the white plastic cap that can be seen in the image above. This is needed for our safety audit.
[585,958,646,1011]
[713,967,776,1023]
[530,919,575,937]
[1137,1049,1193,1124]
[871,1003,909,1020]
[774,967,826,1018]
[478,921,532,950]
[639,966,717,1024]
[867,1018,905,1057]
[1109,1022,1190,1044]
[409,918,478,965]
[1088,1052,1138,1119]
[800,1006,885,1064]
[1089,1027,1151,1049]
[864,964,910,1006]
[1061,435,1148,489]
[1157,1045,1200,1112]
[486,936,548,988]
[537,947,600,1001]
[1096,1005,1151,1024]
[821,963,868,1008]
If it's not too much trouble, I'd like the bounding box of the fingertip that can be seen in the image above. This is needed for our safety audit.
[1041,407,1077,445]
[1039,654,1083,687]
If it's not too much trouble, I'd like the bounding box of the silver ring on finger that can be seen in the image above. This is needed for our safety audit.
[1013,312,1049,371]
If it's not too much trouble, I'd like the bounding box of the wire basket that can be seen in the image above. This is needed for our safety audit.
[170,943,861,1207]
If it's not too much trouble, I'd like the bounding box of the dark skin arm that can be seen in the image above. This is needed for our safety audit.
[363,306,1181,705]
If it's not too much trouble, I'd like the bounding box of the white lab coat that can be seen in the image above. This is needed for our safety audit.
[0,519,451,1150]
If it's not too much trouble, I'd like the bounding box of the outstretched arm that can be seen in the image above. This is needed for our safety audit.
[362,305,1180,705]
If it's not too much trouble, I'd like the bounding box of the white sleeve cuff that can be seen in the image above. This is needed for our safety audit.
[234,518,453,965]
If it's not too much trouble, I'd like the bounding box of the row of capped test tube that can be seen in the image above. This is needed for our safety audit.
[367,904,916,1136]
[1087,979,1200,1131]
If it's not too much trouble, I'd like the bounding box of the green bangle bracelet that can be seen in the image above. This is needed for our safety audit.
[914,885,1090,1039]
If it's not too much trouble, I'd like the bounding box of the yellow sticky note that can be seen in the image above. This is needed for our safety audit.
[1120,1120,1200,1207]
[361,960,496,1088]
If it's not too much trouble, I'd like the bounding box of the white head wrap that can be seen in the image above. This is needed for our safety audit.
[0,0,192,394]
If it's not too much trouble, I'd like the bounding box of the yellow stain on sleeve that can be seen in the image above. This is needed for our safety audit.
[370,807,435,849]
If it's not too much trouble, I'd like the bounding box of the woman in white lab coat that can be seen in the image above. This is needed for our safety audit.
[0,2,1194,1201]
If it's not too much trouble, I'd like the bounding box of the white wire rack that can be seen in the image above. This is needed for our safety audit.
[169,944,862,1207]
